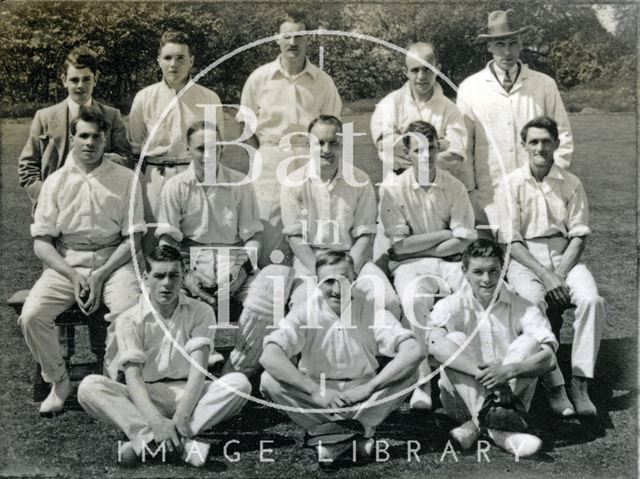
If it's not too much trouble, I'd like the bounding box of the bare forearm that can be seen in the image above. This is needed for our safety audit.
[244,238,261,268]
[349,235,372,273]
[174,347,208,420]
[367,339,423,393]
[421,237,470,257]
[393,230,452,255]
[429,328,483,376]
[556,237,586,278]
[260,344,318,395]
[34,238,77,281]
[507,345,556,378]
[510,242,551,280]
[289,236,317,275]
[95,233,142,279]
[125,365,167,425]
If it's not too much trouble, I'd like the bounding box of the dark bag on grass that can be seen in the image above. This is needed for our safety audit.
[478,394,530,433]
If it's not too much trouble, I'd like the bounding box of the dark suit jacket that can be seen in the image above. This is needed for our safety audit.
[18,99,133,205]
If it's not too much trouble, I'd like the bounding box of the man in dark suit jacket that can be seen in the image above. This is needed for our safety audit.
[18,46,132,206]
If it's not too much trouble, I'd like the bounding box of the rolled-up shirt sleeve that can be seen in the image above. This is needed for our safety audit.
[280,184,304,237]
[263,308,306,357]
[373,311,415,357]
[321,78,342,119]
[155,178,184,242]
[443,105,468,160]
[498,181,524,244]
[448,179,477,240]
[115,313,147,370]
[567,180,592,238]
[426,296,463,334]
[351,181,377,238]
[30,176,60,238]
[184,302,216,354]
[519,303,559,353]
[379,185,410,243]
[237,184,264,241]
[123,172,148,237]
[127,92,146,156]
[235,72,259,124]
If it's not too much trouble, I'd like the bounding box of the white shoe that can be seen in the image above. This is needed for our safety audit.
[486,429,542,457]
[450,420,480,450]
[181,439,210,467]
[39,375,71,416]
[409,384,432,410]
[547,385,575,417]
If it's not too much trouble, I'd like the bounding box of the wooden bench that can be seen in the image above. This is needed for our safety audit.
[8,289,109,402]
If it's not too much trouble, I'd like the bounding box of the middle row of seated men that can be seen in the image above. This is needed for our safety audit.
[19,106,605,466]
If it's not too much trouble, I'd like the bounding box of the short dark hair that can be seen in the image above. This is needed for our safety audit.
[145,245,183,272]
[462,239,504,270]
[70,106,108,136]
[159,29,193,55]
[520,116,559,143]
[186,121,221,143]
[402,120,438,148]
[281,9,312,30]
[315,250,354,272]
[62,46,99,76]
[308,114,343,133]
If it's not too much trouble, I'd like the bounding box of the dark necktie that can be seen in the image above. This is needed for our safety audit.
[503,70,514,93]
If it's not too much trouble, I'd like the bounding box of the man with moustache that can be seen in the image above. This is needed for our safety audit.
[128,29,225,251]
[19,46,132,208]
[78,245,250,467]
[456,10,573,233]
[499,116,605,417]
[428,239,557,457]
[236,10,342,267]
[19,108,146,416]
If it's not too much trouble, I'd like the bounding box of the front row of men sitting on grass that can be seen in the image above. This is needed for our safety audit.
[18,108,604,466]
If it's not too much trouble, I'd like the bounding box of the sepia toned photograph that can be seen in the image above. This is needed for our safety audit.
[0,1,636,477]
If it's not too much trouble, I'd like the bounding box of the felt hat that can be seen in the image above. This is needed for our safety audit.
[477,9,532,41]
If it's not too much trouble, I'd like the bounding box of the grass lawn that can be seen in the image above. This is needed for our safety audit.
[0,112,636,478]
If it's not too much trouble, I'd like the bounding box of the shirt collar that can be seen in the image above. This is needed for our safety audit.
[521,162,564,182]
[161,76,193,94]
[461,279,513,310]
[407,165,443,190]
[67,97,92,118]
[402,81,444,105]
[271,55,318,80]
[182,162,233,186]
[492,61,519,82]
[305,161,343,184]
[141,292,190,320]
[67,153,110,178]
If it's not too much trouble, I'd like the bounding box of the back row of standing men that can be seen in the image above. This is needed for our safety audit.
[17,7,604,466]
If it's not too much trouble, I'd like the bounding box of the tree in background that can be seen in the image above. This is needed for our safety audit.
[0,1,635,115]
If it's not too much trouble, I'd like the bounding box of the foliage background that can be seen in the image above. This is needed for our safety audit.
[0,1,636,115]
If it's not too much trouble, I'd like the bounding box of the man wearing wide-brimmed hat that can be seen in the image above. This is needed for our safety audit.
[456,9,573,235]
[456,10,575,418]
